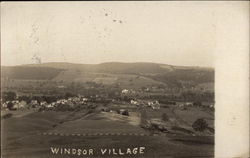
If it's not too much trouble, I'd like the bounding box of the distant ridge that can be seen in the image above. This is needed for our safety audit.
[1,62,214,87]
[1,62,214,70]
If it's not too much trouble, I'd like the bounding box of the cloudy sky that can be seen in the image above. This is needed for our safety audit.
[1,2,248,67]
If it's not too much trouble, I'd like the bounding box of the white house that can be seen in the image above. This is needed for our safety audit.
[131,100,139,105]
[19,101,27,108]
[121,89,129,94]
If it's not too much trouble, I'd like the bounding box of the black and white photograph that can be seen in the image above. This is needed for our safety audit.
[1,1,249,158]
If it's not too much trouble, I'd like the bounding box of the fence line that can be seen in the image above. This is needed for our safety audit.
[39,132,153,137]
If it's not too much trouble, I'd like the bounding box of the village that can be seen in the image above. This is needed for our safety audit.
[1,71,215,158]
[1,88,214,111]
[1,87,214,138]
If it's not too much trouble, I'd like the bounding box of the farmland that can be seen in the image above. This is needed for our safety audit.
[1,105,214,158]
[1,62,214,157]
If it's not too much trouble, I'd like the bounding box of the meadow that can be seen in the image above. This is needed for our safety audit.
[1,106,214,158]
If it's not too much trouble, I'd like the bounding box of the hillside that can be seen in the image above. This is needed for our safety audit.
[24,62,173,74]
[1,66,63,80]
[1,62,214,90]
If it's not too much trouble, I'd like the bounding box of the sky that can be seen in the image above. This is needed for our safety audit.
[1,2,248,67]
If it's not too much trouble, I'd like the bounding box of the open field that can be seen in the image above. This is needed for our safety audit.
[1,108,214,158]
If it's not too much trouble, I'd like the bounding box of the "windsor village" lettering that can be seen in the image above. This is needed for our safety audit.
[50,146,146,156]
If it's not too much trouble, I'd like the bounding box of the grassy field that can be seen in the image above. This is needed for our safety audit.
[2,134,214,158]
[1,108,214,158]
[140,105,214,136]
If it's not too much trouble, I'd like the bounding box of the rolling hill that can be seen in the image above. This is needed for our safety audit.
[1,62,214,90]
[1,66,63,80]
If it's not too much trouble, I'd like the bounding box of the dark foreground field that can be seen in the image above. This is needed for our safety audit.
[1,110,214,158]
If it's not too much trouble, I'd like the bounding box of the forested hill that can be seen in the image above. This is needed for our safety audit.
[1,62,214,89]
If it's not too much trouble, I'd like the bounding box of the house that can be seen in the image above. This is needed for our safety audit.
[30,100,39,107]
[152,102,160,110]
[131,100,139,105]
[121,89,129,94]
[82,98,88,102]
[19,101,27,108]
[46,104,53,108]
[57,85,65,88]
[118,109,129,116]
[12,100,20,109]
[149,118,169,132]
[40,101,47,106]
[185,102,193,106]
[178,104,188,110]
[209,104,214,108]
[148,100,160,110]
[2,102,8,109]
[178,104,184,108]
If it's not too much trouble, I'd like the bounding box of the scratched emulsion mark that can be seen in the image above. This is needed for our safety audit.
[30,22,42,64]
[92,8,125,53]
[31,54,42,64]
[30,23,40,45]
[227,112,237,126]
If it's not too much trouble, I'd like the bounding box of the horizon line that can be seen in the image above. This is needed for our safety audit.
[0,61,214,69]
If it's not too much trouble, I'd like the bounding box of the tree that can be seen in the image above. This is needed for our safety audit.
[2,113,13,119]
[3,91,16,102]
[192,118,208,132]
[7,102,14,110]
[121,110,129,116]
[65,92,76,99]
[116,109,120,114]
[193,101,202,107]
[162,113,169,121]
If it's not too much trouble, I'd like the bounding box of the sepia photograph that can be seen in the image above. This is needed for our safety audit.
[1,1,248,158]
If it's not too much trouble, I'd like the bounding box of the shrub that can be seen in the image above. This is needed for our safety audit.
[3,91,16,102]
[121,110,129,116]
[193,101,202,107]
[192,118,208,132]
[65,92,76,99]
[2,113,13,119]
[162,113,169,121]
[18,95,31,103]
[116,109,120,114]
[7,102,14,110]
[86,109,95,115]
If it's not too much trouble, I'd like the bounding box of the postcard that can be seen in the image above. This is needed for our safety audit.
[1,1,249,158]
